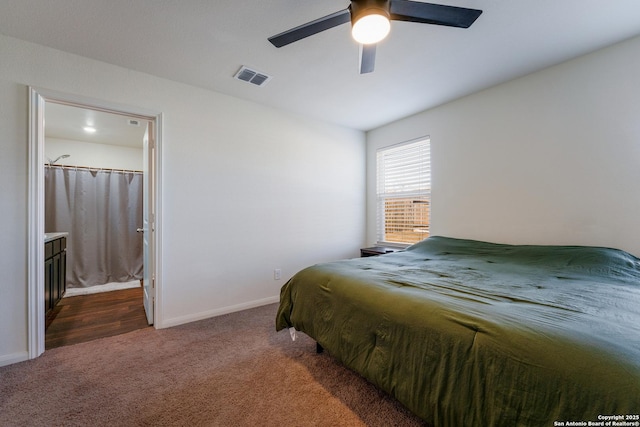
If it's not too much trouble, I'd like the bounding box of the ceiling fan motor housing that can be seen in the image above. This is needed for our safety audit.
[350,0,391,25]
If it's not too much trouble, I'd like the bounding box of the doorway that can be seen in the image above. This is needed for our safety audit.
[28,87,163,359]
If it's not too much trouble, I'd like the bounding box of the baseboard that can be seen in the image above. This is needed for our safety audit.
[158,295,280,329]
[0,351,29,367]
[65,280,141,297]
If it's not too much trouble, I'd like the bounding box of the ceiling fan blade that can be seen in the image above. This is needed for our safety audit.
[268,9,351,48]
[359,44,376,74]
[389,0,482,28]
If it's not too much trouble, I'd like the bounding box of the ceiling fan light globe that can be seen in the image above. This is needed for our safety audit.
[352,14,390,44]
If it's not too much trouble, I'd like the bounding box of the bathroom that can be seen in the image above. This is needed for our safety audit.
[44,102,148,303]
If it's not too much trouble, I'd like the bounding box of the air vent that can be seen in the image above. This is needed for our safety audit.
[234,66,272,87]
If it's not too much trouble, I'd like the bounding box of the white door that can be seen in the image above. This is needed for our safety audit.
[142,123,154,325]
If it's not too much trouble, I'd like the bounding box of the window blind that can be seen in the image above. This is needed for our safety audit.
[376,138,431,245]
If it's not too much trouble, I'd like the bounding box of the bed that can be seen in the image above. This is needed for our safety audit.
[276,236,640,426]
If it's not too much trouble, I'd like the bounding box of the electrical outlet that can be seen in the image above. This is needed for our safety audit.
[274,268,282,280]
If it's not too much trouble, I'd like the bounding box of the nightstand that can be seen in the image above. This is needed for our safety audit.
[360,246,398,257]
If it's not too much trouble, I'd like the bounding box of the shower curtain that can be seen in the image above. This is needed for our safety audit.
[45,165,144,288]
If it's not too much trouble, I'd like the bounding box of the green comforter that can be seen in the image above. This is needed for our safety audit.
[276,236,640,426]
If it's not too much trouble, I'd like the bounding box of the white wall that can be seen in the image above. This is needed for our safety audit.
[45,137,143,170]
[367,35,640,257]
[0,34,365,365]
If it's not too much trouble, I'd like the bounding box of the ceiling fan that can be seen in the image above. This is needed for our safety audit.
[268,0,482,74]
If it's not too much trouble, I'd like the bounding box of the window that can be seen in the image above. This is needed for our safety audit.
[376,137,431,246]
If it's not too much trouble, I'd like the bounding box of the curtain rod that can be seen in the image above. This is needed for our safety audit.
[45,164,142,174]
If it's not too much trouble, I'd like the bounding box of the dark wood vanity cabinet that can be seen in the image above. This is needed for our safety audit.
[45,236,67,325]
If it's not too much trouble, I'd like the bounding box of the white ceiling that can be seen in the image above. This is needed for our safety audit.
[2,0,640,131]
[45,102,148,148]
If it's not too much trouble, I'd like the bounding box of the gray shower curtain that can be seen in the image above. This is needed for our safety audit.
[45,166,144,288]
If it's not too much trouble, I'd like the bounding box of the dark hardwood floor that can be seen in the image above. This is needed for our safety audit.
[45,286,151,350]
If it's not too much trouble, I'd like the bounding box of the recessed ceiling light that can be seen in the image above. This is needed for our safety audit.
[83,126,96,133]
